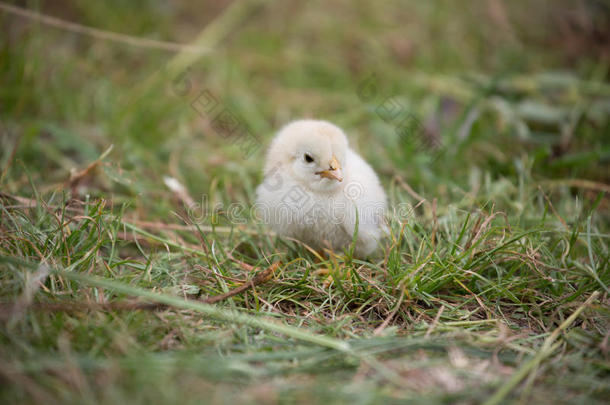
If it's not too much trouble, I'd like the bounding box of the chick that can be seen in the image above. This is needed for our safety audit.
[255,120,387,257]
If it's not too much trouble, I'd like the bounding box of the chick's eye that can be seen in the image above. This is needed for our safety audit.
[304,154,314,163]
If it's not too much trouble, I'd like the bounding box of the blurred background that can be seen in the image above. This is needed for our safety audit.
[1,0,609,216]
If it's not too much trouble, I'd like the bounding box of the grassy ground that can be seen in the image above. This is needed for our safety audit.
[1,1,609,403]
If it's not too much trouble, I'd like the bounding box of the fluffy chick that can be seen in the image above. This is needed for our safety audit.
[255,120,387,257]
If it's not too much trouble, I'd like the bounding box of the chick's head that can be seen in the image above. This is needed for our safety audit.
[265,120,348,193]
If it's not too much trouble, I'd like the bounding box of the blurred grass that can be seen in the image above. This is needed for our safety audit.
[1,0,609,404]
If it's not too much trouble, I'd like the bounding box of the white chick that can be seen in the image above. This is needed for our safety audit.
[255,119,387,257]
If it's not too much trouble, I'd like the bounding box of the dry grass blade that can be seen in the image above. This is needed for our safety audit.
[0,2,210,53]
[0,263,279,317]
[484,291,601,405]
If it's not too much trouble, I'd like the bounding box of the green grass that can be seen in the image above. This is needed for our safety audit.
[1,1,609,404]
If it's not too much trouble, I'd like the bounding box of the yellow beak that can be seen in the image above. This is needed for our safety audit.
[316,156,343,182]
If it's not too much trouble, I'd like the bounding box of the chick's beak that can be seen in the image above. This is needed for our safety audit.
[316,156,343,182]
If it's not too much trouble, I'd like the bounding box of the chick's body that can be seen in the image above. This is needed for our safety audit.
[256,120,386,257]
